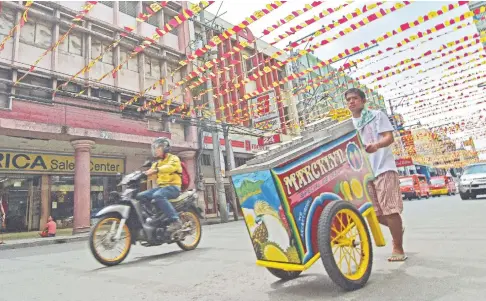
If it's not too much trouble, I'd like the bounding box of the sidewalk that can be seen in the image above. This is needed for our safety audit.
[0,217,238,250]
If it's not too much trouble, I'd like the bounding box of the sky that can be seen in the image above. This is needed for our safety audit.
[203,1,486,159]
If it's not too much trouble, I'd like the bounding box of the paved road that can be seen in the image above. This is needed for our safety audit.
[1,195,486,301]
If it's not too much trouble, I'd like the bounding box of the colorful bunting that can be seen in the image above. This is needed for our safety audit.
[0,1,33,51]
[53,1,168,97]
[14,1,98,86]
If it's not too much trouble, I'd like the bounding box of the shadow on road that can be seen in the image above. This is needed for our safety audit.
[268,273,345,298]
[89,247,212,271]
[266,253,486,300]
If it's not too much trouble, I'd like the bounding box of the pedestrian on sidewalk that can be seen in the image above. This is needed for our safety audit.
[39,216,57,238]
[345,88,407,262]
[0,195,5,244]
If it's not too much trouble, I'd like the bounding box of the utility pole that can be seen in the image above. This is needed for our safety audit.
[223,124,239,221]
[199,6,228,222]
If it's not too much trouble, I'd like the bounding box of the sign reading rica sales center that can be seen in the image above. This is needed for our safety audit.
[0,151,125,174]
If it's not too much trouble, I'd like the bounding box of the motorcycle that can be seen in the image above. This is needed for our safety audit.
[89,161,203,266]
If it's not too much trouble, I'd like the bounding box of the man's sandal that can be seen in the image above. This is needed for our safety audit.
[388,254,408,262]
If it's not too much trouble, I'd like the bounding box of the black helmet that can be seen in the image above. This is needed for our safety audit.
[151,137,171,156]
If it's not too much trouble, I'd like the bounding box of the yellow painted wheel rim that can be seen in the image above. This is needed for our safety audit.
[330,208,370,281]
[178,212,201,248]
[92,217,131,263]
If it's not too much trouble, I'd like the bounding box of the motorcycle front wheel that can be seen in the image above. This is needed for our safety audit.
[89,214,132,266]
[176,209,202,251]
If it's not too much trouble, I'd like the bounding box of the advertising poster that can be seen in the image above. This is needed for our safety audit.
[272,131,374,262]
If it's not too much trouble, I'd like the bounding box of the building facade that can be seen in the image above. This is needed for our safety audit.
[189,9,298,218]
[469,1,486,45]
[293,53,386,126]
[0,1,199,233]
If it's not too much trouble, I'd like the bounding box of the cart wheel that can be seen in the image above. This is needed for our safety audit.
[266,268,302,280]
[317,201,372,291]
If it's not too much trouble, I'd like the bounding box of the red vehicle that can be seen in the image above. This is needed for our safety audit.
[430,176,457,197]
[399,174,430,200]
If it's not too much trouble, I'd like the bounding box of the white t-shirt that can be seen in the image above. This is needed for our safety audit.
[352,110,398,177]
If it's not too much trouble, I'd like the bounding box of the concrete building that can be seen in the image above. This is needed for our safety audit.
[0,1,198,233]
[469,1,486,44]
[189,9,298,218]
[292,53,386,126]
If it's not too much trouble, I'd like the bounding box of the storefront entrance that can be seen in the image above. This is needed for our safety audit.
[0,150,125,233]
[0,175,42,232]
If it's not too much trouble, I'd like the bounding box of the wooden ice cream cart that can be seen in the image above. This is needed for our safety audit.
[229,118,386,291]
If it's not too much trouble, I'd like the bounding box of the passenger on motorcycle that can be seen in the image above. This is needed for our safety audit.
[137,138,182,232]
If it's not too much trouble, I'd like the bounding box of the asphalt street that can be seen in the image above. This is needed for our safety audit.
[1,194,486,301]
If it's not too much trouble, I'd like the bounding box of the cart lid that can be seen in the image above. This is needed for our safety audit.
[229,118,356,176]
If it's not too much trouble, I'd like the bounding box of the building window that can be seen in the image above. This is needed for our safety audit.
[50,175,118,229]
[58,81,81,94]
[0,68,10,109]
[201,154,211,166]
[142,2,159,26]
[16,74,51,101]
[59,28,83,56]
[0,8,14,40]
[144,57,161,78]
[122,104,145,119]
[92,88,114,101]
[234,157,249,168]
[120,47,140,72]
[20,19,52,48]
[99,1,114,8]
[91,39,113,64]
[119,1,138,17]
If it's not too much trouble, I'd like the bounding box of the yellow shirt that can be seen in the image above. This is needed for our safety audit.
[151,153,182,188]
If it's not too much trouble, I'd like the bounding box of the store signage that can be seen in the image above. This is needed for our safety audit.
[202,133,264,153]
[258,134,281,146]
[249,91,281,131]
[0,151,125,174]
[395,158,413,168]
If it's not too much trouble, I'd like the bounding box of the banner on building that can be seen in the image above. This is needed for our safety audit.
[258,134,281,146]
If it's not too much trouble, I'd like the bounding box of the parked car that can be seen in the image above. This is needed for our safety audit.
[399,174,430,200]
[459,163,486,200]
[430,176,457,197]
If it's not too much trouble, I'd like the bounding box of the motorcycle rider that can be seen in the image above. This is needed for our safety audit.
[137,138,182,232]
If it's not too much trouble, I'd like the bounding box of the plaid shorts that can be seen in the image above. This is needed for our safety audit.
[367,171,404,217]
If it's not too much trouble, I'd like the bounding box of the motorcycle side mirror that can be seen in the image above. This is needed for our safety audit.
[142,160,153,168]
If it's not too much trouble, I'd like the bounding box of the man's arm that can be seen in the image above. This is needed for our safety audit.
[157,155,181,174]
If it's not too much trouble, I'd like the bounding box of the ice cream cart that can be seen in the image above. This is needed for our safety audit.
[229,119,386,291]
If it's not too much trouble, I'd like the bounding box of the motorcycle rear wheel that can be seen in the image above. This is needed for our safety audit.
[176,209,202,251]
[89,214,132,266]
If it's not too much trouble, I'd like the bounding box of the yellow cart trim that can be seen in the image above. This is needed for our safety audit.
[362,206,386,247]
[256,253,321,271]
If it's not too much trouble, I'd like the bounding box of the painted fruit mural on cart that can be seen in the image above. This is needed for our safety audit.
[233,170,301,264]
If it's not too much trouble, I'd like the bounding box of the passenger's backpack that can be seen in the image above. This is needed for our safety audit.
[180,160,190,192]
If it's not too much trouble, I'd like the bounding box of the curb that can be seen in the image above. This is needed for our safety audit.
[1,219,240,250]
[0,235,89,251]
